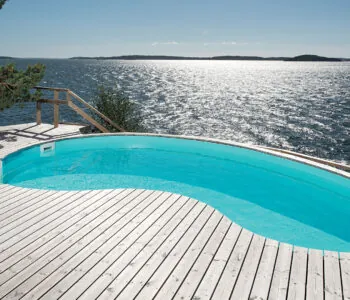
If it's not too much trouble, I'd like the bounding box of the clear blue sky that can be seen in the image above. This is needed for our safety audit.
[1,0,349,58]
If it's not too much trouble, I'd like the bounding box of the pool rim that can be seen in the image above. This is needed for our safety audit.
[1,132,349,180]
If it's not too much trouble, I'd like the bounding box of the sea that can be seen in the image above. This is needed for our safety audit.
[1,58,349,164]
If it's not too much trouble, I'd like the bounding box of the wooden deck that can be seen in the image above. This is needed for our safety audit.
[0,124,349,300]
[0,123,83,159]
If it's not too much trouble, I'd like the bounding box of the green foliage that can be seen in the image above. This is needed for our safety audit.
[0,1,46,111]
[0,63,46,110]
[0,0,8,10]
[93,86,145,132]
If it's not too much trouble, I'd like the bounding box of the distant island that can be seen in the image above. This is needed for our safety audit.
[0,56,13,59]
[284,54,342,62]
[70,54,348,61]
[70,55,286,61]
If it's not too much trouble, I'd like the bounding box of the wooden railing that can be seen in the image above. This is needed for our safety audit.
[34,86,125,133]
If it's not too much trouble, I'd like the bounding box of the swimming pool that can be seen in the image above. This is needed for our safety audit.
[2,135,350,251]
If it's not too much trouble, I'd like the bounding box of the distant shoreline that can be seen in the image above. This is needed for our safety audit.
[69,54,347,62]
[1,54,349,61]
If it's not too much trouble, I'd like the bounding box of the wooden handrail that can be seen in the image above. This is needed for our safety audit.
[38,99,68,105]
[35,86,70,92]
[33,86,126,133]
[68,91,125,132]
[68,101,109,133]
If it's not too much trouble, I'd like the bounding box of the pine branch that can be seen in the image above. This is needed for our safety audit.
[0,0,8,10]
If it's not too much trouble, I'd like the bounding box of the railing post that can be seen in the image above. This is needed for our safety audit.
[66,91,72,105]
[36,101,42,125]
[53,90,59,128]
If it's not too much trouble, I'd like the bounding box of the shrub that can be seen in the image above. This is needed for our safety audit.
[92,86,145,132]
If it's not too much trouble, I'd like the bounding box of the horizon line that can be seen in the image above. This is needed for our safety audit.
[1,54,350,60]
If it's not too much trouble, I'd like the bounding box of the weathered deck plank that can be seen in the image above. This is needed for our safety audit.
[287,246,308,300]
[0,191,93,255]
[192,223,242,300]
[0,190,69,230]
[45,193,185,299]
[132,207,218,300]
[0,189,131,279]
[307,249,324,300]
[0,190,82,237]
[324,251,343,300]
[167,216,231,300]
[96,201,206,300]
[249,238,279,300]
[340,252,350,300]
[1,190,155,299]
[0,187,39,205]
[211,228,253,299]
[268,243,293,300]
[230,234,266,299]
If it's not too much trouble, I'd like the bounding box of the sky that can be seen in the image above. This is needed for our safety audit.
[0,0,349,58]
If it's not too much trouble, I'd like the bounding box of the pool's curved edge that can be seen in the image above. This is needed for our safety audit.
[1,132,349,179]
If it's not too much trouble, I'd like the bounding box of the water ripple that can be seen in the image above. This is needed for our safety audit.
[1,59,349,163]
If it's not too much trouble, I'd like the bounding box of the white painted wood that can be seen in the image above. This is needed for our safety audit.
[171,216,231,300]
[324,251,342,300]
[96,201,206,300]
[0,188,47,212]
[133,207,220,300]
[0,191,70,230]
[0,189,149,298]
[0,190,55,224]
[340,252,350,300]
[0,191,68,220]
[307,249,324,300]
[0,187,36,206]
[230,234,265,300]
[117,205,214,300]
[0,190,108,270]
[191,223,242,300]
[0,187,19,199]
[0,184,13,192]
[211,228,253,300]
[14,191,170,300]
[0,185,25,195]
[60,194,187,300]
[249,238,279,300]
[0,189,130,278]
[0,190,93,252]
[0,190,74,234]
[268,242,293,300]
[287,246,308,300]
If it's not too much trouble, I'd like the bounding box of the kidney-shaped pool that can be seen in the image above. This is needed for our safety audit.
[2,135,350,251]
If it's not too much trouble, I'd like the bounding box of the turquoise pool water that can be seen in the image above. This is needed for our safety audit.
[2,136,350,251]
